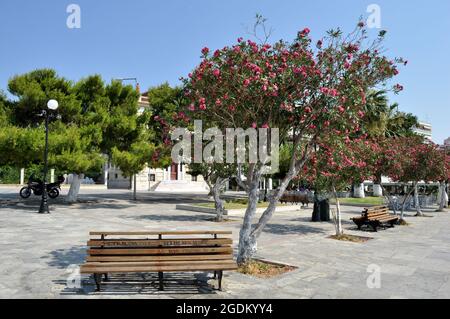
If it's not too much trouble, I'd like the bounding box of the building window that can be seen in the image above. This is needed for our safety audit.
[192,175,197,182]
[115,174,118,179]
[149,174,156,182]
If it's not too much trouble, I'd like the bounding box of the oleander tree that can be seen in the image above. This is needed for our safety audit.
[183,21,405,264]
[383,136,444,219]
[302,136,375,235]
[436,148,450,212]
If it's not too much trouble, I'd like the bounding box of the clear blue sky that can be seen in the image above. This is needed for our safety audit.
[1,0,449,143]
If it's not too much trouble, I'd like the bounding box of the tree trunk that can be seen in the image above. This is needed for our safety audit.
[400,184,415,221]
[237,172,261,265]
[381,185,397,215]
[414,183,423,216]
[66,173,84,203]
[445,183,449,208]
[236,136,315,265]
[237,165,297,265]
[213,177,228,222]
[437,182,448,211]
[332,186,343,236]
[353,183,365,198]
[133,174,137,201]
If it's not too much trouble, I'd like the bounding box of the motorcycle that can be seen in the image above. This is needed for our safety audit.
[19,175,65,199]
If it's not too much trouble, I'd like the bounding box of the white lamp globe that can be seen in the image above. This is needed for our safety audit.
[47,99,59,110]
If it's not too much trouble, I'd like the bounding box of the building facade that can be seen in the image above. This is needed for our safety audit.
[413,121,433,141]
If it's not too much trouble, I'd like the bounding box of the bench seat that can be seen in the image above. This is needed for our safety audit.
[351,206,399,232]
[79,231,238,292]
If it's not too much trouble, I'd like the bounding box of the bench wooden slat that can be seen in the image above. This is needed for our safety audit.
[83,260,236,267]
[87,238,232,247]
[89,231,232,236]
[86,254,233,262]
[364,205,388,212]
[80,264,238,274]
[88,246,232,256]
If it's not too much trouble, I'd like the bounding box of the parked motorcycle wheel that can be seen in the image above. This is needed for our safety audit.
[48,188,59,199]
[19,187,31,199]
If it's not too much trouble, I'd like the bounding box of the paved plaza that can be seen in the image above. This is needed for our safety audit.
[0,186,449,299]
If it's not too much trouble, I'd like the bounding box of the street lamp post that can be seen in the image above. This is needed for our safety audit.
[38,99,59,214]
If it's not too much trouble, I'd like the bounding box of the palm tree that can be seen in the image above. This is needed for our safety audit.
[363,90,418,138]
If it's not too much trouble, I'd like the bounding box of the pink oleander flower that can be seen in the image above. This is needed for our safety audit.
[213,69,221,77]
[320,87,329,94]
[201,47,209,55]
[251,122,257,129]
[299,28,310,36]
[261,123,269,129]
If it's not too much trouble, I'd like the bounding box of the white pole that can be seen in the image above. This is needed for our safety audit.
[20,168,25,185]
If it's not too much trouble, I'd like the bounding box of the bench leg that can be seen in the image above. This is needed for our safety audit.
[217,270,223,291]
[213,271,217,279]
[93,273,102,292]
[158,272,164,291]
[103,273,108,281]
[371,223,378,232]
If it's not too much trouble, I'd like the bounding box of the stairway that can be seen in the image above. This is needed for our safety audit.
[153,180,209,193]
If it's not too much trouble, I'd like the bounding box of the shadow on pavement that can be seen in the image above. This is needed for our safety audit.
[56,272,219,296]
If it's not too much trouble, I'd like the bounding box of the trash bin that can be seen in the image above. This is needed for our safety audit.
[312,199,330,222]
[312,201,321,222]
[319,199,330,221]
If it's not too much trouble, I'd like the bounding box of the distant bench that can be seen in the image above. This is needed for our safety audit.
[280,193,311,207]
[351,206,399,232]
[79,231,238,292]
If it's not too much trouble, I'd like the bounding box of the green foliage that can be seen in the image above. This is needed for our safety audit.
[1,69,158,180]
[0,165,20,184]
[363,90,418,138]
[0,91,9,126]
[101,80,141,155]
[111,140,155,177]
[0,125,44,167]
[7,69,81,126]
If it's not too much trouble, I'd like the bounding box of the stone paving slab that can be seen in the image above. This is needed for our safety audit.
[0,187,449,299]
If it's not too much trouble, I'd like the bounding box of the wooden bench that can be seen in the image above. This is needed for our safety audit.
[79,231,238,292]
[280,193,310,207]
[351,206,399,232]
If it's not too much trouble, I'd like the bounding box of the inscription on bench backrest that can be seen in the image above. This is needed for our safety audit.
[88,238,231,248]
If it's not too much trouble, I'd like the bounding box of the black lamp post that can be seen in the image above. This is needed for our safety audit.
[38,99,59,214]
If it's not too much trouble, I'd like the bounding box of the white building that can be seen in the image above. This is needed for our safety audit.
[413,121,433,141]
